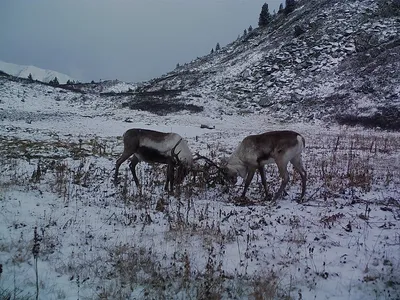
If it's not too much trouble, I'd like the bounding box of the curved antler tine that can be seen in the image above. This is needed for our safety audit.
[171,138,183,164]
[193,153,223,171]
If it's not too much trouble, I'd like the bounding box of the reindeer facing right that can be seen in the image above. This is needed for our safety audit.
[223,130,307,202]
[114,128,193,193]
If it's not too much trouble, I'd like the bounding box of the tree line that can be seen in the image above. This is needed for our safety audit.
[209,0,297,55]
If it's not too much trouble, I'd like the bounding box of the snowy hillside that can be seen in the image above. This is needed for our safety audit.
[125,0,400,129]
[0,0,399,299]
[1,63,400,299]
[0,60,75,84]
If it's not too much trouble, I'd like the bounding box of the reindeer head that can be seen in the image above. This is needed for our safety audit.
[171,138,182,164]
[170,138,190,184]
[221,165,238,184]
[221,154,248,184]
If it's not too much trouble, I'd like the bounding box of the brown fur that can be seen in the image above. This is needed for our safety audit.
[226,130,307,202]
[114,128,192,193]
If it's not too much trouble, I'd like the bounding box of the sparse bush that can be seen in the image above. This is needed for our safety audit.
[251,273,279,300]
[125,99,203,115]
[336,106,400,130]
[376,0,400,17]
[354,32,380,52]
[294,25,305,37]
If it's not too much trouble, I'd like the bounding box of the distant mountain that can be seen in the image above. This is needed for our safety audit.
[0,60,75,84]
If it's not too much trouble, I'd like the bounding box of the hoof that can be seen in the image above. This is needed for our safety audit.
[264,193,274,201]
[296,197,306,204]
[165,187,174,195]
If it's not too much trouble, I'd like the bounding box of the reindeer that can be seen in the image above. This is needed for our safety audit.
[224,130,307,202]
[114,128,193,192]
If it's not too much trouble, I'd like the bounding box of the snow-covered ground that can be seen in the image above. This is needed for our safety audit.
[0,80,399,300]
[0,60,75,84]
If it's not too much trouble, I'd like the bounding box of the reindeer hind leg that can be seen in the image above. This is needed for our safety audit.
[274,159,290,201]
[129,155,141,188]
[258,166,271,200]
[290,155,307,202]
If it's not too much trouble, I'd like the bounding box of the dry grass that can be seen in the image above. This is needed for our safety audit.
[0,130,399,299]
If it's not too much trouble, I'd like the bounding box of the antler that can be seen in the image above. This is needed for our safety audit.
[193,152,224,172]
[171,138,182,164]
[191,152,230,187]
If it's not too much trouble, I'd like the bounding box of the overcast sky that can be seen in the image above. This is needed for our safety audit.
[0,0,281,83]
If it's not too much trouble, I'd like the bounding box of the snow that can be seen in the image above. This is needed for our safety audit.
[102,81,138,93]
[0,60,75,84]
[0,78,399,299]
[1,0,399,296]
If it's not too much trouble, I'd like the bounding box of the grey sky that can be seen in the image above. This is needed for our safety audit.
[0,0,281,83]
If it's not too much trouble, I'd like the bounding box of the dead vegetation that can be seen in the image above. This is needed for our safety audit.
[0,130,399,299]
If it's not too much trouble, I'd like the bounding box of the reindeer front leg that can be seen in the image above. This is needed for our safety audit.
[114,150,134,184]
[241,168,256,198]
[129,156,141,188]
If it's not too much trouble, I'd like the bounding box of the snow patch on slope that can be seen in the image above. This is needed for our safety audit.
[0,60,75,83]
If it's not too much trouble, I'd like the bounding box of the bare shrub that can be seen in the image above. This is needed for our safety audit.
[336,106,400,130]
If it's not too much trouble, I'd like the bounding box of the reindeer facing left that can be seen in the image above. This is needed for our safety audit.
[114,129,193,192]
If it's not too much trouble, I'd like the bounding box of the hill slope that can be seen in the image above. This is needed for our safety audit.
[128,0,400,129]
[0,0,399,298]
[0,60,75,84]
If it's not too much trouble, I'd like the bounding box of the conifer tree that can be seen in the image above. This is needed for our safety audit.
[215,42,221,51]
[258,3,272,27]
[278,3,284,14]
[50,77,59,86]
[285,0,296,14]
[28,73,33,82]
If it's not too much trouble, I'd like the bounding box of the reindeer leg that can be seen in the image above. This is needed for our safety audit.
[241,169,255,198]
[170,163,175,193]
[129,155,140,188]
[165,160,175,193]
[258,166,270,200]
[274,160,290,201]
[114,150,133,184]
[291,155,307,202]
